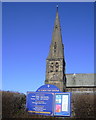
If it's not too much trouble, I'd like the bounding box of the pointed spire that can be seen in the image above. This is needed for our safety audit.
[54,5,60,30]
[47,6,64,59]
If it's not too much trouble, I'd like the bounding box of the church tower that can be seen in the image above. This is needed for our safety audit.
[45,6,66,91]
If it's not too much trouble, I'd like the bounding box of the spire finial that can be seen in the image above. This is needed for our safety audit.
[56,4,58,11]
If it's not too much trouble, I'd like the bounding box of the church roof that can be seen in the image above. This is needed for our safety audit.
[66,73,95,87]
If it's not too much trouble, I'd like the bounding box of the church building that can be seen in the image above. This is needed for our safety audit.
[44,6,95,118]
[45,6,95,92]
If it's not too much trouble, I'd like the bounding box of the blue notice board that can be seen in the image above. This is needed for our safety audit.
[54,92,71,116]
[26,92,54,116]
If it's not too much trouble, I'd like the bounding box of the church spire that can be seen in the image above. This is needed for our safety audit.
[47,5,64,59]
[54,4,60,29]
[45,6,66,92]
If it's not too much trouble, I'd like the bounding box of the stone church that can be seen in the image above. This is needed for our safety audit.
[45,6,95,118]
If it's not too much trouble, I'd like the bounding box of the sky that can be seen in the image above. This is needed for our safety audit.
[2,2,94,93]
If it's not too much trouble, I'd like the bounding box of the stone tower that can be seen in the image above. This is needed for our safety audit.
[45,6,66,91]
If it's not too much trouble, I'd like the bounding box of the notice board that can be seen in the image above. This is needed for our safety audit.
[54,92,71,116]
[26,91,71,116]
[26,92,54,116]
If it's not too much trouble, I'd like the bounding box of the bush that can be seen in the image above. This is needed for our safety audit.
[72,93,95,118]
[2,91,26,118]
